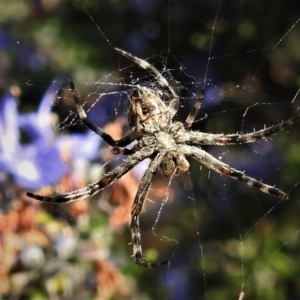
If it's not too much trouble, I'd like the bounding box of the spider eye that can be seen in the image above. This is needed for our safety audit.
[131,90,139,97]
[141,107,149,114]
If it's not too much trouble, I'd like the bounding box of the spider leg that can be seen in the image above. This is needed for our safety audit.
[184,88,205,129]
[129,153,168,268]
[70,81,136,148]
[112,143,141,156]
[114,48,179,117]
[186,112,300,146]
[179,145,288,199]
[27,146,155,203]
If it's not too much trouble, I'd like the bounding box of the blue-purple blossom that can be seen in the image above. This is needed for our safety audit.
[0,82,102,193]
[0,85,67,190]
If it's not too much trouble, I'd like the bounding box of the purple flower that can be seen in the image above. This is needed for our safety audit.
[0,83,67,190]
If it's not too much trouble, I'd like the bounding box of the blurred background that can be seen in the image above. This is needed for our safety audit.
[1,0,300,299]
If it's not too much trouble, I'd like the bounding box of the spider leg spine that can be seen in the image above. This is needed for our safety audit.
[184,88,205,129]
[69,81,136,148]
[114,47,179,117]
[220,165,288,200]
[180,145,288,200]
[186,112,300,146]
[27,147,154,203]
[114,48,169,88]
[129,153,168,268]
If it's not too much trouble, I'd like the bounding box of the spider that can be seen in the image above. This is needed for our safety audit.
[27,47,300,268]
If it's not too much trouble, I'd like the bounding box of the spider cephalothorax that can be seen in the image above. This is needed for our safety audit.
[27,47,299,268]
[128,86,190,178]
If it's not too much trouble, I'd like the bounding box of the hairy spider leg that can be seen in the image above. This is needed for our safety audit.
[184,88,205,129]
[179,145,288,200]
[129,153,169,268]
[185,111,300,146]
[70,81,136,149]
[27,146,154,202]
[114,48,179,117]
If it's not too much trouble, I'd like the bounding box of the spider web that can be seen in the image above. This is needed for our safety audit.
[1,0,300,299]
